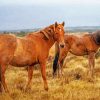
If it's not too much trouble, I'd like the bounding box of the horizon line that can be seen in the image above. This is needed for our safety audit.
[0,25,100,32]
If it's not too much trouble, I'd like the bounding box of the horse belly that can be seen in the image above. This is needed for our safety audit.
[10,54,36,67]
[70,43,87,56]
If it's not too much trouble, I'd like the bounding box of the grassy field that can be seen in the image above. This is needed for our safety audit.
[0,39,100,100]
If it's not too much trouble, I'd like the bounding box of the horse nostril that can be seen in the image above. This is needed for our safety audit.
[60,44,64,48]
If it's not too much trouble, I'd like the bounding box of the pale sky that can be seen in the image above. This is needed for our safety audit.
[0,0,100,30]
[1,0,100,5]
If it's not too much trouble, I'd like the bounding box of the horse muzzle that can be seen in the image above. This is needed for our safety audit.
[59,43,65,48]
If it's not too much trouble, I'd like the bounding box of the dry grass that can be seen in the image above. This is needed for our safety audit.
[0,44,100,100]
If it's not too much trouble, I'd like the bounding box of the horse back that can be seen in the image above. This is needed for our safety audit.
[64,34,89,55]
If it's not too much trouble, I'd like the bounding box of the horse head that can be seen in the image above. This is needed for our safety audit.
[53,22,65,48]
[39,22,65,48]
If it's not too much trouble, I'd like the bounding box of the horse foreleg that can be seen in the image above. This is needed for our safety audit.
[57,61,60,78]
[40,62,48,91]
[59,50,68,77]
[57,60,63,78]
[0,65,2,92]
[88,52,95,80]
[60,59,64,77]
[25,66,33,90]
[1,64,9,93]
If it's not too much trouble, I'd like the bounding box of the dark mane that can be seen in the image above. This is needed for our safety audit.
[27,24,55,40]
[40,25,54,35]
[92,31,100,45]
[39,25,55,40]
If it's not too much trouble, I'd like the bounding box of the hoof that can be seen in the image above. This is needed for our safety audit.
[5,89,9,93]
[0,89,2,93]
[44,87,48,91]
[4,88,9,93]
[24,86,31,92]
[87,77,95,83]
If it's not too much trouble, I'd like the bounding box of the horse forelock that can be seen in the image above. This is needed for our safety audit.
[92,31,100,45]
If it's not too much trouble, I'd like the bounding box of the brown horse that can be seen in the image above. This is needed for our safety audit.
[53,31,100,80]
[0,22,65,92]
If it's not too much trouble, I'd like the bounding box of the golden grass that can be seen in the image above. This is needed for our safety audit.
[0,45,100,100]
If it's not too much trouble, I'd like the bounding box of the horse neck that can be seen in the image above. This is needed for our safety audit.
[46,35,55,49]
[40,31,55,49]
[65,35,74,45]
[39,26,56,49]
[26,25,56,50]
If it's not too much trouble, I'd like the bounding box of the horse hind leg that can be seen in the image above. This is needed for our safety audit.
[25,66,33,91]
[0,64,9,92]
[88,52,95,81]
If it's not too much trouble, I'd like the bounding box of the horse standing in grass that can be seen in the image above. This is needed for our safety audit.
[0,22,65,92]
[53,31,100,80]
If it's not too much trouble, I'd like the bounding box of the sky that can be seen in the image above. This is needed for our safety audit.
[0,0,100,30]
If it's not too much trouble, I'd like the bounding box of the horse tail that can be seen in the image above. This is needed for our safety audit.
[53,42,60,76]
[0,65,2,92]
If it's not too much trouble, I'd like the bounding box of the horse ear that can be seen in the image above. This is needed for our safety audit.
[62,21,65,26]
[55,22,58,28]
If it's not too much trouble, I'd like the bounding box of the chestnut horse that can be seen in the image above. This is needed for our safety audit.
[0,22,65,92]
[53,31,100,80]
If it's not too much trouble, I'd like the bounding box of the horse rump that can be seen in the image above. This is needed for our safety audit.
[92,31,100,45]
